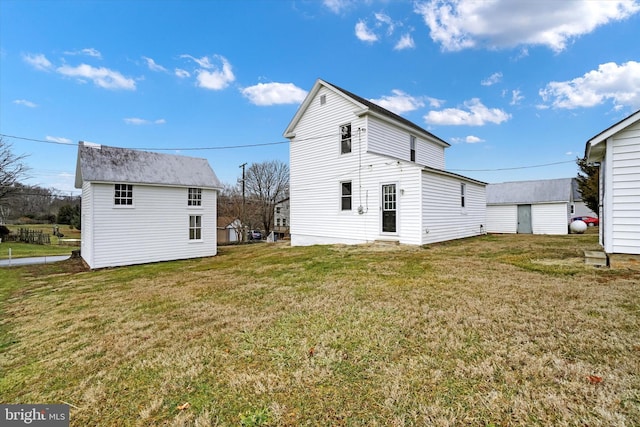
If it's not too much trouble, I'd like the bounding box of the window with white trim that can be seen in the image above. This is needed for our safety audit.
[340,124,352,154]
[461,183,466,208]
[410,135,416,162]
[189,215,202,240]
[341,181,352,211]
[188,188,202,206]
[114,184,133,206]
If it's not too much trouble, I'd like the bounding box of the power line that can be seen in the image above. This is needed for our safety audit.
[2,132,578,172]
[448,160,576,172]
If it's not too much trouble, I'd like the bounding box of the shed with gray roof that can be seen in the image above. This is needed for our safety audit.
[486,178,575,235]
[75,142,221,269]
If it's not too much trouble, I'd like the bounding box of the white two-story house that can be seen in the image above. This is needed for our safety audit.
[284,79,486,246]
[75,142,221,268]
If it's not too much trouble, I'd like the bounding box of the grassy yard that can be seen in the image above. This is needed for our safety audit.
[0,224,80,259]
[0,233,638,426]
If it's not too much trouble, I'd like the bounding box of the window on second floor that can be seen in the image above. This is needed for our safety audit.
[188,188,202,206]
[340,123,352,154]
[341,181,352,211]
[114,184,133,206]
[410,135,416,162]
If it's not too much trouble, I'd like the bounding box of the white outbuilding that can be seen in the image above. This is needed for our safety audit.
[486,178,576,235]
[75,142,221,269]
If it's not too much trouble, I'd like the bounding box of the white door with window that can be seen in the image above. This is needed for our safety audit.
[381,184,397,233]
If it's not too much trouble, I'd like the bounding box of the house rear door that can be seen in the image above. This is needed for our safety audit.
[517,204,532,234]
[382,184,397,233]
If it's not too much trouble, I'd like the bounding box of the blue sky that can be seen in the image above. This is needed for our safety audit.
[1,0,640,195]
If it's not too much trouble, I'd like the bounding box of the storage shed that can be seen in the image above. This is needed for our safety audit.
[486,178,575,235]
[75,142,221,269]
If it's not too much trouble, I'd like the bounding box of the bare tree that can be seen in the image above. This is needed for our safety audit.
[244,160,289,237]
[0,138,29,205]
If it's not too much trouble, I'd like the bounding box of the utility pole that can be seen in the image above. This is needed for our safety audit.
[239,162,247,242]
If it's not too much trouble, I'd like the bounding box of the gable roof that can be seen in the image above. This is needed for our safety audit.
[486,178,574,205]
[75,142,221,189]
[586,108,640,162]
[283,79,450,148]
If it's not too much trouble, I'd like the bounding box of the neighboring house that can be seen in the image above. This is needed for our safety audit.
[585,109,640,258]
[486,178,576,235]
[217,216,242,243]
[283,79,486,246]
[273,198,290,239]
[75,142,221,269]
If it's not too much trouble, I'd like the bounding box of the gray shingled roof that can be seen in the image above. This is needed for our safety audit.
[486,178,574,205]
[327,81,451,148]
[75,143,221,189]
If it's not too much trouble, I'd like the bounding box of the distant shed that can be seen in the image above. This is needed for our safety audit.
[486,178,575,235]
[75,142,221,269]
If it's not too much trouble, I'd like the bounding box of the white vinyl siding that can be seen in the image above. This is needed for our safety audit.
[86,184,217,269]
[486,205,518,234]
[367,118,445,169]
[531,203,569,235]
[421,172,486,245]
[80,182,94,267]
[608,122,640,254]
[290,86,368,245]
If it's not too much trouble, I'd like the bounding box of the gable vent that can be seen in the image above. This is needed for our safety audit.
[320,94,326,105]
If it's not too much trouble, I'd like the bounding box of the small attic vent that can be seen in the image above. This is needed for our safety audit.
[320,94,326,105]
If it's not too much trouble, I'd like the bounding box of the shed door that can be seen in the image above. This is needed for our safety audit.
[382,184,397,233]
[517,204,532,234]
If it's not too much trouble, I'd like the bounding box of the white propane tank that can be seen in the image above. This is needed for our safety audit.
[570,220,588,234]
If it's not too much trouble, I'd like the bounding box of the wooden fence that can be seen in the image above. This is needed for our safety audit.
[5,228,52,245]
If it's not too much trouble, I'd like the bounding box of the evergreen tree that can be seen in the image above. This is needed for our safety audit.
[576,157,599,215]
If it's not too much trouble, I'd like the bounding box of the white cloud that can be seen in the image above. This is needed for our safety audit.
[142,56,167,72]
[180,54,216,69]
[355,20,378,42]
[415,0,640,52]
[181,55,235,90]
[424,98,511,126]
[394,34,415,50]
[46,136,73,144]
[57,63,136,90]
[369,90,426,115]
[539,61,640,109]
[375,13,395,35]
[124,117,166,125]
[481,72,502,86]
[64,48,102,58]
[23,53,53,71]
[13,99,38,108]
[510,89,524,106]
[241,82,307,106]
[175,68,190,78]
[323,0,350,14]
[465,135,485,143]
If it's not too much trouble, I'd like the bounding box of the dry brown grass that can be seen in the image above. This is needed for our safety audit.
[1,232,639,426]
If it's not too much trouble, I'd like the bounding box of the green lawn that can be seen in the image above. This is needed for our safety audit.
[1,233,638,426]
[1,224,80,259]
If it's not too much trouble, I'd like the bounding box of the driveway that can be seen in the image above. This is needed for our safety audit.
[0,255,71,267]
